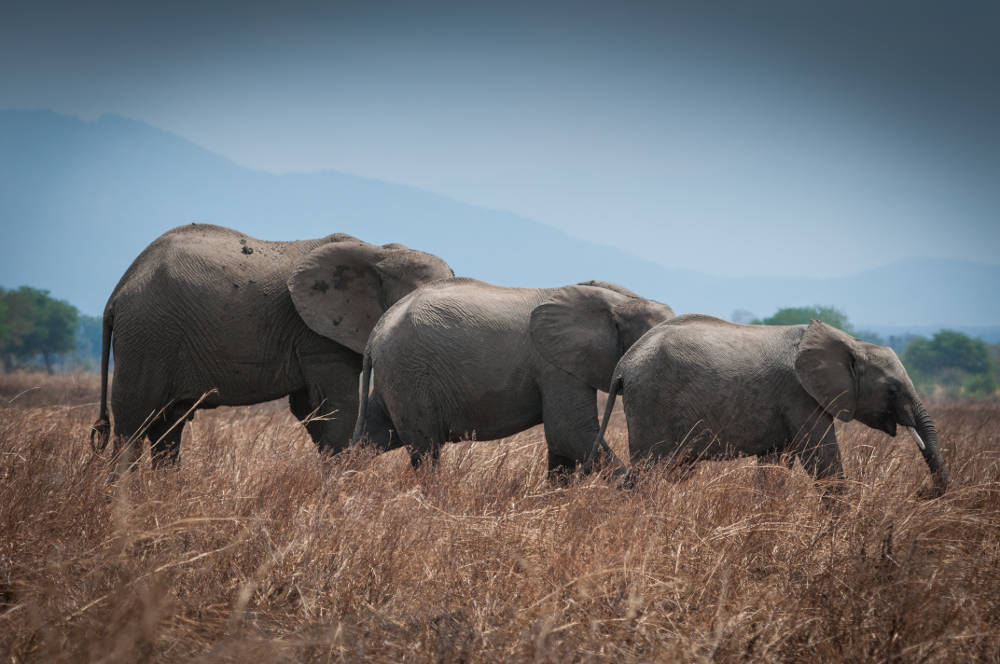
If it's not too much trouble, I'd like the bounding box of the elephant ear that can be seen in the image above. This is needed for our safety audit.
[530,285,629,391]
[794,320,858,421]
[288,240,386,354]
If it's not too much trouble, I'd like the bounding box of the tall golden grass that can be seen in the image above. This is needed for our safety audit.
[1,371,998,662]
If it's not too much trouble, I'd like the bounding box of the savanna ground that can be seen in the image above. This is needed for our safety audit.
[1,372,999,662]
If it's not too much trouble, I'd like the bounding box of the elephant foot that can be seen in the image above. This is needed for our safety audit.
[545,467,574,486]
[316,439,351,457]
[817,479,848,511]
[409,443,441,470]
[90,419,111,453]
[915,484,946,501]
[545,452,576,484]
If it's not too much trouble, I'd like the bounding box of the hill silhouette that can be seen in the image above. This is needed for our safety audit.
[1,109,997,334]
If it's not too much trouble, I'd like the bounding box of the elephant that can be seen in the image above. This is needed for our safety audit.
[90,223,453,467]
[594,314,949,494]
[350,278,675,474]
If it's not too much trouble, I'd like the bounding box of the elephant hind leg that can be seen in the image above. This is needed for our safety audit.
[108,407,154,478]
[148,400,194,468]
[370,373,444,471]
[353,392,405,453]
[395,414,442,470]
[108,434,142,480]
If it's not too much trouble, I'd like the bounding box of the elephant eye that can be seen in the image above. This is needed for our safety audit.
[887,383,899,396]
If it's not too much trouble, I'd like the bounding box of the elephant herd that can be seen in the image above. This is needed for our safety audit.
[91,224,948,495]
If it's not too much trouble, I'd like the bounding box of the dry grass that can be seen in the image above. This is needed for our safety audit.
[1,371,999,662]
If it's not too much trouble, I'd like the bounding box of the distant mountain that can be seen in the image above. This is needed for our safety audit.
[1,109,998,333]
[697,259,1000,331]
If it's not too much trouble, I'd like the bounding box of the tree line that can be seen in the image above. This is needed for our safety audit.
[752,305,999,399]
[0,286,100,373]
[2,286,998,398]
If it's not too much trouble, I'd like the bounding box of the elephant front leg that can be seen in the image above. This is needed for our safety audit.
[796,419,846,500]
[757,449,795,468]
[546,450,577,481]
[540,376,624,479]
[798,435,844,481]
[295,348,363,455]
[289,389,326,444]
[409,441,441,469]
[755,449,796,489]
[313,388,361,455]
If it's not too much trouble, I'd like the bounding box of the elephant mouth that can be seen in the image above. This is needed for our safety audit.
[859,410,898,436]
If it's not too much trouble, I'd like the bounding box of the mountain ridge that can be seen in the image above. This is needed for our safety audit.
[1,109,997,332]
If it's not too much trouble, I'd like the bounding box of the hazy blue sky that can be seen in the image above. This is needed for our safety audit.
[2,0,998,277]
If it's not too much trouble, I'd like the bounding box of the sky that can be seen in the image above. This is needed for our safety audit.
[2,0,998,278]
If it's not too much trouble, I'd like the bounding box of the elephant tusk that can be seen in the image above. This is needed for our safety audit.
[908,426,926,451]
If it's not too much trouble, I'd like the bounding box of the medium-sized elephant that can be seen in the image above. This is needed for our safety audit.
[350,278,675,473]
[595,315,949,494]
[91,223,453,468]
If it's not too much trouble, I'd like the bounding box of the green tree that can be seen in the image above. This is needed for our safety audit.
[753,305,852,332]
[905,330,993,375]
[903,330,998,399]
[0,286,79,372]
[2,287,34,371]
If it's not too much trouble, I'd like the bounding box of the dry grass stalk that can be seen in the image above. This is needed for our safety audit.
[1,371,998,662]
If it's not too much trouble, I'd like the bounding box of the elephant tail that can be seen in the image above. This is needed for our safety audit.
[350,348,373,447]
[590,375,622,466]
[90,305,113,453]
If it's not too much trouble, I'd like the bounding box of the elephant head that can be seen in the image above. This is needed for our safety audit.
[288,237,453,353]
[794,320,949,494]
[530,284,675,391]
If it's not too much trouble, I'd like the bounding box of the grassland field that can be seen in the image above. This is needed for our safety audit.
[1,371,999,662]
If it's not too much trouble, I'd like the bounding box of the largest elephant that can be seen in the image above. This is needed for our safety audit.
[91,223,453,466]
[350,278,675,473]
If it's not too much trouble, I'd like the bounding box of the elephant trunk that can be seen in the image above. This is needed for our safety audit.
[907,398,949,495]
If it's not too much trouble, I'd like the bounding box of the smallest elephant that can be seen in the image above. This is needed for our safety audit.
[595,315,949,494]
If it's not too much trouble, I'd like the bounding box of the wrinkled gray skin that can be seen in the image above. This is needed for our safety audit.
[351,278,675,474]
[91,223,453,468]
[595,314,949,495]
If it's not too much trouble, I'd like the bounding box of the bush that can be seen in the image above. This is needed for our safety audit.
[0,286,79,372]
[903,331,997,399]
[753,305,852,331]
